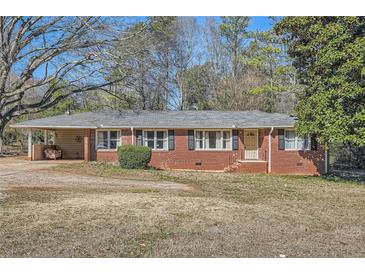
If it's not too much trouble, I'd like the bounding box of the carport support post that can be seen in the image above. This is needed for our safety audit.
[27,129,32,160]
[83,129,91,162]
[44,130,48,145]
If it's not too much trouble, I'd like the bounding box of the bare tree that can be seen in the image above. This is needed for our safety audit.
[0,16,126,151]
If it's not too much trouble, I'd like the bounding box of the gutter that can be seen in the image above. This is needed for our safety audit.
[9,125,98,129]
[10,125,295,129]
[268,127,274,173]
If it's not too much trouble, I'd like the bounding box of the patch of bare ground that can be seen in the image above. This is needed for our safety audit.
[1,160,365,257]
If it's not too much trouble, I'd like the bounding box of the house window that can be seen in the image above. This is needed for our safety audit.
[96,130,121,150]
[223,131,231,149]
[195,130,231,150]
[284,129,309,150]
[143,130,167,150]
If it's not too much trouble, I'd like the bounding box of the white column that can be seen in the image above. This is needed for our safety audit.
[131,127,134,145]
[268,127,274,173]
[44,130,48,145]
[27,129,32,160]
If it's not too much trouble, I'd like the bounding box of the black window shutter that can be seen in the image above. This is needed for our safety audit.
[188,130,195,150]
[136,130,143,146]
[278,129,285,150]
[311,134,318,151]
[232,130,239,150]
[168,130,175,150]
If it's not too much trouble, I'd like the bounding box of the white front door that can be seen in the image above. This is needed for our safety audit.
[244,129,258,160]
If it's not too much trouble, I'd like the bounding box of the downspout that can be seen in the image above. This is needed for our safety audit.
[268,127,274,173]
[131,127,134,145]
[324,144,328,174]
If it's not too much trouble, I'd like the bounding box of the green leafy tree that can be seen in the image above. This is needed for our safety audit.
[244,30,301,112]
[275,17,365,147]
[219,16,250,77]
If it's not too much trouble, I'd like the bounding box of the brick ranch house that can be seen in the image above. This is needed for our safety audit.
[11,110,328,175]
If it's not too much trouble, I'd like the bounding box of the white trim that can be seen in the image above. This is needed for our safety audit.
[283,129,311,151]
[95,129,122,151]
[44,130,48,145]
[268,127,274,173]
[193,129,232,151]
[243,129,259,160]
[11,125,98,129]
[27,129,32,159]
[142,129,168,151]
[10,125,297,129]
[131,127,134,145]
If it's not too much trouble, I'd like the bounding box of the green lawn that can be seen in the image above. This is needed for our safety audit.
[1,162,365,257]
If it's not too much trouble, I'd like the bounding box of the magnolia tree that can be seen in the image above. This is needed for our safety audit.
[0,16,129,152]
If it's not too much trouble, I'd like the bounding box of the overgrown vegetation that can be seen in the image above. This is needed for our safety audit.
[118,145,152,169]
[275,17,365,154]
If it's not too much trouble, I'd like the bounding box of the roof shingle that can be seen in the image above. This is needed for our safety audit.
[11,110,296,129]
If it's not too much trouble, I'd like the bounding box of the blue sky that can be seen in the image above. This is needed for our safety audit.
[195,16,274,31]
[248,16,274,31]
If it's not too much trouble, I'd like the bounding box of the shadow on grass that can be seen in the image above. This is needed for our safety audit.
[324,170,365,185]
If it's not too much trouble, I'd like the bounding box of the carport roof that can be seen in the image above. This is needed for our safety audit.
[11,110,296,129]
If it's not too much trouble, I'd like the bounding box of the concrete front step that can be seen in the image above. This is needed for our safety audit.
[225,160,268,173]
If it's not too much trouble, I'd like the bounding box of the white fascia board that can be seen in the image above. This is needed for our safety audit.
[10,125,98,129]
[10,124,295,129]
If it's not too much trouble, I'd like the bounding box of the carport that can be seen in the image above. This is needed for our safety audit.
[12,127,86,161]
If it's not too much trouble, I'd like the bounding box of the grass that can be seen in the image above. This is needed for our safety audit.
[1,162,365,257]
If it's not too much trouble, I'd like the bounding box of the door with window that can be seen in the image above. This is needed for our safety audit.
[244,129,258,160]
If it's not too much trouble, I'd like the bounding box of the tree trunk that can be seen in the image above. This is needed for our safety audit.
[0,122,5,154]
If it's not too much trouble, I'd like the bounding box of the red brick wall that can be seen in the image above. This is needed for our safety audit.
[96,150,119,163]
[89,128,325,175]
[94,129,131,163]
[148,129,243,170]
[270,129,325,175]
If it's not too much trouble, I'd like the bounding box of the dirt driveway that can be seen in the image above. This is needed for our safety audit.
[0,157,192,191]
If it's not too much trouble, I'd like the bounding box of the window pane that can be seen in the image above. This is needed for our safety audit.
[97,131,108,149]
[156,131,165,139]
[216,131,222,149]
[155,131,167,149]
[223,131,231,149]
[156,140,164,149]
[195,131,203,140]
[285,130,295,149]
[146,131,154,139]
[208,131,217,149]
[195,131,203,149]
[285,130,295,139]
[147,140,154,148]
[223,131,230,139]
[195,139,203,149]
[110,131,118,140]
[304,137,309,150]
[110,140,117,149]
[285,139,296,149]
[297,137,305,150]
[109,131,120,149]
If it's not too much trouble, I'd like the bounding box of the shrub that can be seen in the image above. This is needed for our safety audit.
[117,145,152,169]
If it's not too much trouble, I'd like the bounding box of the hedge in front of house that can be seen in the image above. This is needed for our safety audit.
[117,145,152,169]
